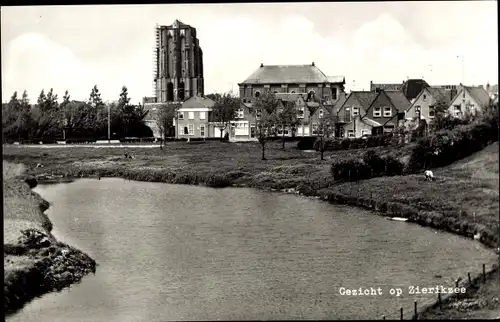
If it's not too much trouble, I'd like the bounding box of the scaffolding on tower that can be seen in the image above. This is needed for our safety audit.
[152,24,160,98]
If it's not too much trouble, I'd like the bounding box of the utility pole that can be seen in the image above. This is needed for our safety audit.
[107,103,111,143]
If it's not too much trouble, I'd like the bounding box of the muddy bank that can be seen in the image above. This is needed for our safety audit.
[4,176,97,318]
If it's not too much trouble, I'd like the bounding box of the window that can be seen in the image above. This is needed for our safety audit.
[454,105,461,111]
[178,112,184,119]
[319,109,324,118]
[383,106,392,117]
[352,107,359,116]
[188,124,194,135]
[361,129,370,136]
[428,106,435,118]
[255,91,261,98]
[291,90,296,93]
[348,130,355,138]
[237,108,244,118]
[250,124,256,138]
[200,124,205,137]
[297,107,305,119]
[312,123,318,135]
[373,107,381,117]
[332,88,337,100]
[199,111,206,120]
[423,94,427,100]
[188,112,194,120]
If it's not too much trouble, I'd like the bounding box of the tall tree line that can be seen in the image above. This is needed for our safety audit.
[2,85,152,142]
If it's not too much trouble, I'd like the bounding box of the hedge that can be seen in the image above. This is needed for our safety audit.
[297,137,318,150]
[407,107,499,173]
[331,151,405,182]
[313,133,394,151]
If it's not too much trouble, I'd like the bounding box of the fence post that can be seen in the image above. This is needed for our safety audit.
[400,307,403,320]
[468,272,471,283]
[483,264,486,283]
[414,301,417,320]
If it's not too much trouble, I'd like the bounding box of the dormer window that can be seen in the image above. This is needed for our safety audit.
[352,107,359,116]
[319,109,324,118]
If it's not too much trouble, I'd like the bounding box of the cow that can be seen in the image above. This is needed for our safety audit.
[424,170,435,181]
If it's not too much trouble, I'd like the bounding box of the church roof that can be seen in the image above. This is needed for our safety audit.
[240,64,339,85]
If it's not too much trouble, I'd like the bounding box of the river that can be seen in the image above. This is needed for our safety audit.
[8,178,497,321]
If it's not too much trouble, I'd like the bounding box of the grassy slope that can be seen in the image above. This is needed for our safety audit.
[3,161,96,317]
[3,140,498,319]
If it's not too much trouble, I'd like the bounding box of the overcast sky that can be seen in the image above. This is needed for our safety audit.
[1,2,498,103]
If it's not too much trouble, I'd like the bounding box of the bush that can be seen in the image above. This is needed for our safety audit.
[331,151,405,182]
[363,150,385,175]
[313,133,395,151]
[383,155,404,176]
[407,110,499,173]
[330,159,372,182]
[297,137,318,150]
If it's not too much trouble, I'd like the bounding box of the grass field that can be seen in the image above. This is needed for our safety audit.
[3,140,499,319]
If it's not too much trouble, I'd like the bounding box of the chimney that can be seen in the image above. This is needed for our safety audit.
[260,63,264,67]
[312,62,315,66]
[486,83,490,92]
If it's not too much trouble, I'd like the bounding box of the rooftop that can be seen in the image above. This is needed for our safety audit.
[240,64,344,85]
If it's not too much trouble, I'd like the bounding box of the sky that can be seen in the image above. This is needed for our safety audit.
[1,1,498,103]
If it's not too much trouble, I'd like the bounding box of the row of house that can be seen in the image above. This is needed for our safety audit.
[143,63,498,140]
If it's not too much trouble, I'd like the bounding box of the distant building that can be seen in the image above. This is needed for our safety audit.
[152,20,204,103]
[238,62,345,105]
[370,79,430,102]
[370,81,404,92]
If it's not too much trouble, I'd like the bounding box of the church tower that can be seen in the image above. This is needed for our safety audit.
[153,20,204,102]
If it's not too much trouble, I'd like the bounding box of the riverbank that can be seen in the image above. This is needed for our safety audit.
[3,161,97,317]
[3,141,499,319]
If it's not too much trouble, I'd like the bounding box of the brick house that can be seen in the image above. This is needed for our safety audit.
[406,87,456,123]
[176,95,214,139]
[447,86,490,118]
[367,90,410,135]
[336,91,378,137]
[238,63,345,105]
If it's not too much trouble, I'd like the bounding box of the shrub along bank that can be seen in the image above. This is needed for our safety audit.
[312,133,394,151]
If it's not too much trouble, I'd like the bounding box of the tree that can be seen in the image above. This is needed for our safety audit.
[32,88,60,139]
[157,103,179,147]
[2,92,20,142]
[211,92,239,139]
[430,99,469,132]
[88,85,106,136]
[316,110,337,160]
[253,91,279,160]
[274,100,300,149]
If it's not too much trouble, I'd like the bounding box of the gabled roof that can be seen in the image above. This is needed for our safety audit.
[386,91,411,112]
[240,64,333,84]
[426,87,454,105]
[450,86,490,109]
[181,95,215,109]
[466,86,490,108]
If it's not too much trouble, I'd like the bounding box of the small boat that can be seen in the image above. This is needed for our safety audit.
[387,217,409,222]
